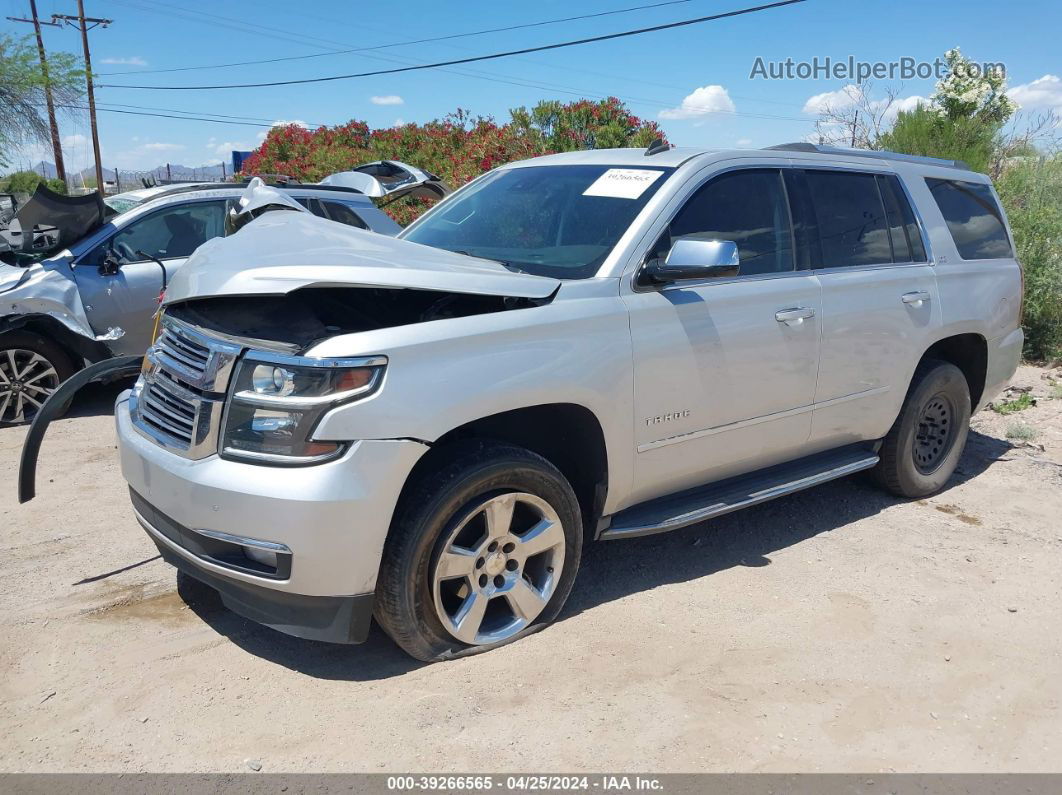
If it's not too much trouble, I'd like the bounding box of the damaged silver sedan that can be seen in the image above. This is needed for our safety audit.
[0,162,447,424]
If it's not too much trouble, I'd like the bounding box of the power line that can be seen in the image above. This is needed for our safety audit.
[96,0,701,76]
[99,0,806,91]
[53,103,296,128]
[98,0,812,112]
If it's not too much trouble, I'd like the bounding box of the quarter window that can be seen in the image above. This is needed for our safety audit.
[925,177,1012,260]
[666,169,794,276]
[877,175,927,263]
[805,171,891,267]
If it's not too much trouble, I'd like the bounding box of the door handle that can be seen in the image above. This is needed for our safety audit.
[775,307,816,325]
[901,290,931,305]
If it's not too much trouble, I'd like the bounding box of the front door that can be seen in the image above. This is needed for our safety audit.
[622,167,822,507]
[74,200,226,356]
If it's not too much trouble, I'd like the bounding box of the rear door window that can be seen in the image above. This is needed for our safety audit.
[925,177,1013,260]
[804,170,891,267]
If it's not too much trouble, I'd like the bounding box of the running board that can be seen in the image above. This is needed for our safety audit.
[601,445,879,540]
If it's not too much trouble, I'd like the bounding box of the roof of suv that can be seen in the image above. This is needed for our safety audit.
[503,143,976,173]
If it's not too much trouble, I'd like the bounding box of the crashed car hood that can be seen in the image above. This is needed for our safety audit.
[12,184,109,253]
[164,211,560,305]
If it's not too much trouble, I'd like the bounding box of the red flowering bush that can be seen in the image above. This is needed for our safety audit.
[240,99,667,225]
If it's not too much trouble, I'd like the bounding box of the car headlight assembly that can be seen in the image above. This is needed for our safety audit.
[221,354,386,465]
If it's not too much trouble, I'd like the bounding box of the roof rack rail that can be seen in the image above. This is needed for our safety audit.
[764,142,970,170]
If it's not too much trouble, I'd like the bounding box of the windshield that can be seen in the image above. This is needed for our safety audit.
[104,196,144,215]
[400,164,673,279]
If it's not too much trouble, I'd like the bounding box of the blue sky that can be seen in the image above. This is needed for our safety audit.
[6,0,1062,173]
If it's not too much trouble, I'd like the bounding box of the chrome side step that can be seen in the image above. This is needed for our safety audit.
[600,445,879,540]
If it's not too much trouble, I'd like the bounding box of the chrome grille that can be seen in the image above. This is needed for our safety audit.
[131,316,243,459]
[155,326,210,381]
[139,372,197,446]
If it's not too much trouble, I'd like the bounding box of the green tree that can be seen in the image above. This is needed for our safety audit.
[0,34,83,170]
[996,156,1062,361]
[877,48,1018,174]
[241,99,667,225]
[1,169,67,195]
[877,105,1000,174]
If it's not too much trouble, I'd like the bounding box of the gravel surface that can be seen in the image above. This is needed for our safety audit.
[1,366,1060,772]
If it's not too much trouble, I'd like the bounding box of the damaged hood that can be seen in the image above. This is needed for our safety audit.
[164,211,559,305]
[12,184,109,253]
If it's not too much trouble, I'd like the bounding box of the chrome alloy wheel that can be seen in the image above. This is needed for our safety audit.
[432,492,566,646]
[0,349,60,424]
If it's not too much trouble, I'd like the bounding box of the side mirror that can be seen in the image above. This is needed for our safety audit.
[645,239,740,284]
[99,248,123,276]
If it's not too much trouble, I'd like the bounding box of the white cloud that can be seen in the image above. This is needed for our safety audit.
[271,119,308,129]
[99,56,148,66]
[62,133,88,148]
[802,84,864,115]
[142,142,185,152]
[393,118,405,127]
[371,95,404,106]
[735,137,753,147]
[211,139,254,157]
[659,85,735,120]
[875,94,928,123]
[1009,74,1062,111]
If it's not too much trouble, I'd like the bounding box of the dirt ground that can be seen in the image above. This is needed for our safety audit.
[1,365,1060,773]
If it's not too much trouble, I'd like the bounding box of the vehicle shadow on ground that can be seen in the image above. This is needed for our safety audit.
[182,429,1013,681]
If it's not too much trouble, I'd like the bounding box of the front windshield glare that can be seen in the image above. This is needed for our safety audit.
[401,164,673,279]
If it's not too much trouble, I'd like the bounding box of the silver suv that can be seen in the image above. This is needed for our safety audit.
[35,143,1024,661]
[0,161,448,424]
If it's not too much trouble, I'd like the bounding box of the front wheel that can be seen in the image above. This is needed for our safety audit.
[0,332,74,425]
[872,359,971,498]
[374,441,583,662]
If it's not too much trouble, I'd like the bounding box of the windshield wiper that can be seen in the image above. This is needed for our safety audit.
[451,249,524,273]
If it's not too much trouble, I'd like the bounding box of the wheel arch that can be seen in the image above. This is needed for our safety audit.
[0,312,110,370]
[920,333,988,408]
[396,403,609,535]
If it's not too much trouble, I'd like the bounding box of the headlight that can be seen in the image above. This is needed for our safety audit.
[221,354,386,465]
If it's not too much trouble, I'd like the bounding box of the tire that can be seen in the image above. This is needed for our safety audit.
[872,359,971,498]
[0,331,75,426]
[374,440,583,662]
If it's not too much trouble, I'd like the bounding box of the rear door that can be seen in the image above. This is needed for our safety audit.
[74,199,227,355]
[792,167,941,446]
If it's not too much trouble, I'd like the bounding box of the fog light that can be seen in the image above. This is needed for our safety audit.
[243,545,278,569]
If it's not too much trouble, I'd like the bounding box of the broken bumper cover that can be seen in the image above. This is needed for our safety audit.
[114,391,429,644]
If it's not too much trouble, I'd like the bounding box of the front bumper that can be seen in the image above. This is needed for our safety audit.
[115,391,429,642]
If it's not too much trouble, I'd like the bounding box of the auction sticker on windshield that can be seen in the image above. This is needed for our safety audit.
[583,168,664,199]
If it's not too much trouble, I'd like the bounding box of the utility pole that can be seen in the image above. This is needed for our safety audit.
[52,3,111,195]
[7,0,67,184]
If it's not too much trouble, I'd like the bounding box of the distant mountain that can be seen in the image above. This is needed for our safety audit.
[7,160,229,188]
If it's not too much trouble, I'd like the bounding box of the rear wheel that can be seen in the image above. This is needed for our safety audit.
[872,359,971,498]
[0,332,74,425]
[374,441,583,662]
